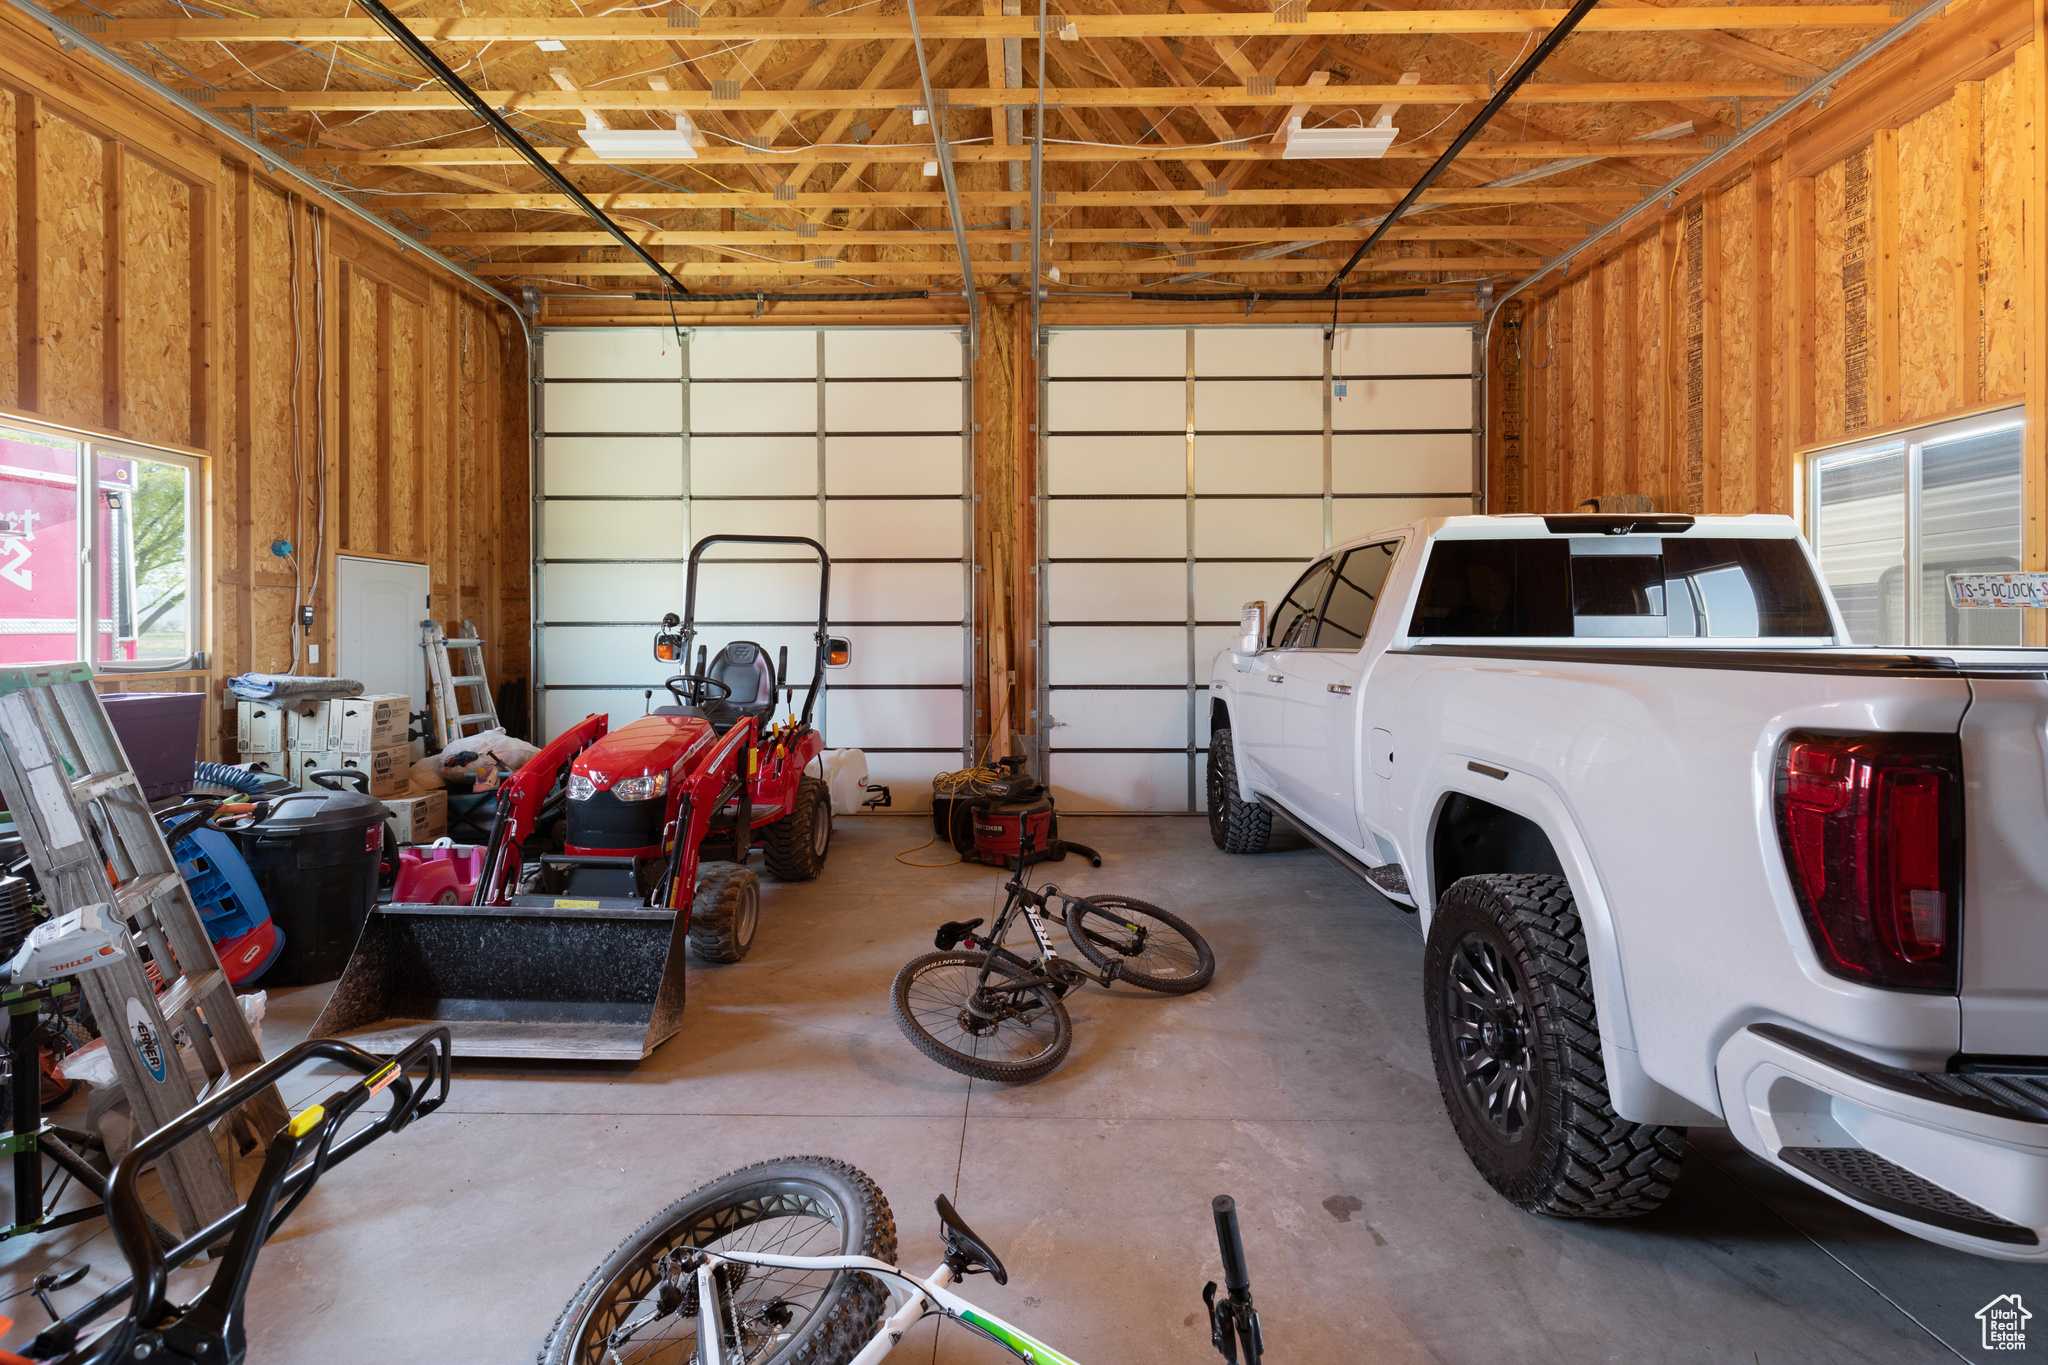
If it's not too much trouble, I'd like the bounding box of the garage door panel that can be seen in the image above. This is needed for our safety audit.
[1194,561,1303,620]
[542,501,688,560]
[1192,628,1237,669]
[1333,433,1473,495]
[831,562,962,622]
[1193,379,1322,432]
[855,751,957,812]
[832,626,962,686]
[537,626,675,687]
[1193,499,1320,558]
[824,329,962,378]
[690,382,815,433]
[690,500,820,551]
[544,689,659,743]
[827,501,962,559]
[695,560,833,622]
[1334,326,1473,377]
[545,382,682,434]
[826,381,962,433]
[1047,381,1183,432]
[1049,753,1187,813]
[1045,562,1183,621]
[692,437,817,496]
[1047,436,1183,495]
[1195,435,1320,494]
[1047,626,1184,685]
[1047,329,1185,377]
[1047,500,1185,558]
[1332,496,1473,543]
[544,329,683,380]
[544,437,682,497]
[544,563,689,623]
[821,688,962,751]
[827,436,962,495]
[1048,691,1187,749]
[690,330,817,378]
[1194,328,1322,377]
[1333,379,1473,432]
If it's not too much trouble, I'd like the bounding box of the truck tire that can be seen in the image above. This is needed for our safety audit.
[538,1154,896,1365]
[762,775,832,882]
[1205,728,1271,853]
[1423,872,1683,1219]
[688,861,760,964]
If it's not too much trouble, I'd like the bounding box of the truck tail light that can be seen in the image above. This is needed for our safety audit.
[1774,731,1962,991]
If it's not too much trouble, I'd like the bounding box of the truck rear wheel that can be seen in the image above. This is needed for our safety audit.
[1205,728,1271,853]
[689,862,761,963]
[763,775,832,882]
[1423,872,1683,1219]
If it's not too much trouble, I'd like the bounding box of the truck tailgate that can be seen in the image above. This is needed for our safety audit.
[1961,669,2048,1056]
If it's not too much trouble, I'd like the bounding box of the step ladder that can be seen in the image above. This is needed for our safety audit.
[0,665,288,1238]
[423,618,500,749]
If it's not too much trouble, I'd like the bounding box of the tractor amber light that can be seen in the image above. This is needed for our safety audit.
[611,772,669,802]
[1773,730,1962,992]
[567,773,596,801]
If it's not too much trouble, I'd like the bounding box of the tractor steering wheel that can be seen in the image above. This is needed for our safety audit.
[664,674,734,708]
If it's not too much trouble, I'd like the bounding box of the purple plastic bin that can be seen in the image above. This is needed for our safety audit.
[103,692,206,799]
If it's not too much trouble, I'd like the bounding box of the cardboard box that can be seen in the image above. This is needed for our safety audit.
[236,701,282,754]
[335,694,410,753]
[284,700,334,751]
[315,744,411,798]
[242,749,287,779]
[382,787,448,844]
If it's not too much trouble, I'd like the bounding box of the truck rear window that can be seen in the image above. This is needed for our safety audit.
[1408,537,1834,639]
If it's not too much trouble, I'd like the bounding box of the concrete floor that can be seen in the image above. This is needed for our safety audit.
[6,815,2046,1362]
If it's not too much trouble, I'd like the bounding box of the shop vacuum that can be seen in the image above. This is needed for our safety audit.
[931,756,1101,869]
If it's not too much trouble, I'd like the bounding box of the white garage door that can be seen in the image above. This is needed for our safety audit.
[1039,325,1477,813]
[536,327,972,811]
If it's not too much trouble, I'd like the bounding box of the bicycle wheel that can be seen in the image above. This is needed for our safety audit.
[890,950,1073,1083]
[1065,894,1215,994]
[539,1156,896,1365]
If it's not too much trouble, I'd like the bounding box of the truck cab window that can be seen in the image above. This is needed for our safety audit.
[1268,559,1335,650]
[1316,541,1401,649]
[1408,540,1571,637]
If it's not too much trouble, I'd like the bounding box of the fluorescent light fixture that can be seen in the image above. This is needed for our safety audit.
[579,115,700,160]
[1282,117,1398,160]
[535,38,567,51]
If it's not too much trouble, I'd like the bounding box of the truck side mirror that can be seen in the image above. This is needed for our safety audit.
[826,636,852,668]
[1237,601,1266,656]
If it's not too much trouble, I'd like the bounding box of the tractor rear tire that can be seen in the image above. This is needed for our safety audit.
[689,862,761,964]
[763,775,832,882]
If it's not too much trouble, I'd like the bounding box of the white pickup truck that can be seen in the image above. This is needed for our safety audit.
[1206,511,2048,1259]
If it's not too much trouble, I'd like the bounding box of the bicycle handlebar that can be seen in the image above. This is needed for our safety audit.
[1204,1194,1263,1365]
[24,1028,452,1365]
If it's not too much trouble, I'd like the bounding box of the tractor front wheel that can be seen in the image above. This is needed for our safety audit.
[688,861,761,963]
[763,775,833,881]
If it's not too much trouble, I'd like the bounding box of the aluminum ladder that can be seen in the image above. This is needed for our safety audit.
[0,664,287,1238]
[423,618,499,748]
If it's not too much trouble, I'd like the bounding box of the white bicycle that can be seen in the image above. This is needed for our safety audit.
[539,1156,1265,1365]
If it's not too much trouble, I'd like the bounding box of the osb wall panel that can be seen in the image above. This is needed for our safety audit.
[1632,236,1661,498]
[1896,100,1963,422]
[1718,179,1756,515]
[0,87,15,410]
[37,112,106,432]
[390,294,421,560]
[121,153,192,448]
[1981,60,2029,402]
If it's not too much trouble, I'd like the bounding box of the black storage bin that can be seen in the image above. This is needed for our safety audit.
[238,774,388,985]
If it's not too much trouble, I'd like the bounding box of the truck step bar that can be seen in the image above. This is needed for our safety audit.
[1255,795,1416,910]
[1778,1145,2038,1246]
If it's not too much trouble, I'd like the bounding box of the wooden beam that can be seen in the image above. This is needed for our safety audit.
[202,82,1794,113]
[1789,174,1816,449]
[102,139,124,433]
[16,94,40,413]
[1954,80,1984,409]
[102,8,1905,43]
[388,186,1646,210]
[425,226,1589,246]
[467,256,1540,277]
[1873,125,1899,426]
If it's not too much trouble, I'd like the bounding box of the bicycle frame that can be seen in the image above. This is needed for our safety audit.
[691,1247,1084,1365]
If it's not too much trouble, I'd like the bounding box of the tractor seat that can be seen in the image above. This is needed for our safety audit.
[700,641,777,732]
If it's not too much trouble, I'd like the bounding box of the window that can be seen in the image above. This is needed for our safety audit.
[1810,409,2030,647]
[1267,558,1334,650]
[1409,536,1832,640]
[0,421,202,671]
[1315,541,1401,649]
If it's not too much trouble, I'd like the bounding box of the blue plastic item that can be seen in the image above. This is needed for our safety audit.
[162,821,282,984]
[193,761,271,796]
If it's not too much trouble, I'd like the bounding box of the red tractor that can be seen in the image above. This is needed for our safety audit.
[316,535,849,1061]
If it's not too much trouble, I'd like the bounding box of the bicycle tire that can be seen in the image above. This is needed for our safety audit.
[539,1155,896,1365]
[1064,894,1215,994]
[890,950,1073,1083]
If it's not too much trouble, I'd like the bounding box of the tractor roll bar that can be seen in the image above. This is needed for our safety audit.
[681,535,832,733]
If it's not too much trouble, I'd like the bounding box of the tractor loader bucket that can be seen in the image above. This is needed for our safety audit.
[311,900,687,1061]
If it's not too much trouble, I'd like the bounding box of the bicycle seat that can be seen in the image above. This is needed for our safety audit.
[935,1195,1008,1285]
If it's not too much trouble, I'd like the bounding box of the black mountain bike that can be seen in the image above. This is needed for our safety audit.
[890,835,1214,1082]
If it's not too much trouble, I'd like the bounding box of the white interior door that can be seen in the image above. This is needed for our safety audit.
[335,555,431,738]
[1039,325,1476,813]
